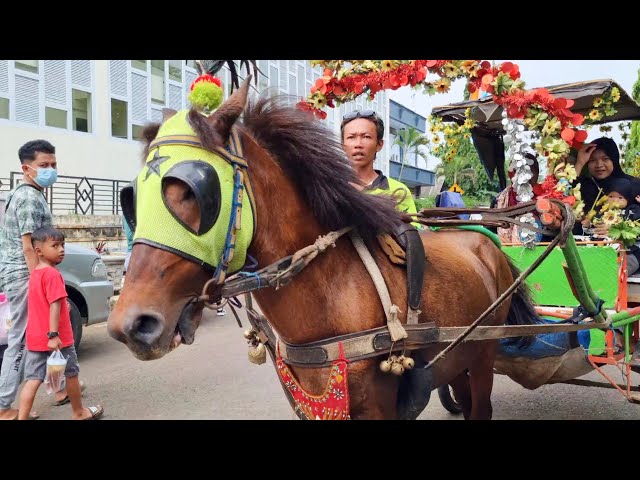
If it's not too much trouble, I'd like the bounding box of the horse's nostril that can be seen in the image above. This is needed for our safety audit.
[136,315,160,334]
[124,312,165,347]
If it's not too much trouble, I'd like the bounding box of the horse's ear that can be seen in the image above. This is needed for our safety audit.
[206,75,251,143]
[162,108,177,122]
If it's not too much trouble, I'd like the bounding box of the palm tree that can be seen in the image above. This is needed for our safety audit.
[625,68,640,175]
[392,127,430,182]
[435,155,477,189]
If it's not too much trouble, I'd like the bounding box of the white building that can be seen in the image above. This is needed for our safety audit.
[0,60,431,212]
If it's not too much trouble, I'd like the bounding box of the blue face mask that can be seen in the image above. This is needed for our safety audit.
[28,165,58,188]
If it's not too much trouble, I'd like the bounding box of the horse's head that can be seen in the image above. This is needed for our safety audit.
[108,78,254,360]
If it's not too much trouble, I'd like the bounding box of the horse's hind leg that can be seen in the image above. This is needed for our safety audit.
[467,342,497,420]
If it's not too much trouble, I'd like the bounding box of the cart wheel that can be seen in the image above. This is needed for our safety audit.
[438,384,463,415]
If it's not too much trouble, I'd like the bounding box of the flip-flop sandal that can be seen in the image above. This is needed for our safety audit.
[54,395,70,406]
[54,381,86,406]
[81,405,104,420]
[11,411,40,420]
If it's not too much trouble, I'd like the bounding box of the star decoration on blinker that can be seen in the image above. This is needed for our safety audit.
[144,149,170,181]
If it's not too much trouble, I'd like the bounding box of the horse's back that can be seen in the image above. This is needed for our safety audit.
[418,228,512,326]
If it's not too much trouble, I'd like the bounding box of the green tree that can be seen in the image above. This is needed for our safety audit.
[435,131,500,200]
[392,127,430,182]
[625,67,640,174]
[435,155,477,188]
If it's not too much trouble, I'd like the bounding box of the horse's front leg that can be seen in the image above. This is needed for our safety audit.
[347,360,399,419]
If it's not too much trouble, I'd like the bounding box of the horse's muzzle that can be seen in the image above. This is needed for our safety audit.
[108,307,169,360]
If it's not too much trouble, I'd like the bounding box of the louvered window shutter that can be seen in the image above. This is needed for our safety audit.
[131,72,148,124]
[184,69,197,108]
[44,60,67,106]
[151,107,163,123]
[15,75,39,124]
[71,60,91,88]
[0,60,9,97]
[110,60,128,97]
[169,84,182,110]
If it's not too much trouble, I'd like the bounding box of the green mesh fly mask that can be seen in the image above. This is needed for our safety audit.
[120,109,255,284]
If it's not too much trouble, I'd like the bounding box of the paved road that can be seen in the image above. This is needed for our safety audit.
[29,308,640,420]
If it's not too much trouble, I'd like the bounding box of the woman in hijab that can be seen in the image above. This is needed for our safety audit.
[573,137,640,235]
[575,137,640,213]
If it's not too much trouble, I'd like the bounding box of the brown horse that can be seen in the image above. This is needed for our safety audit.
[108,80,539,419]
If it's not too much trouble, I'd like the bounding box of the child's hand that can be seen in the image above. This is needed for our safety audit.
[593,222,610,237]
[48,336,62,351]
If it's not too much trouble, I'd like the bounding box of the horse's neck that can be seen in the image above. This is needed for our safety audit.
[243,137,375,344]
[244,140,324,264]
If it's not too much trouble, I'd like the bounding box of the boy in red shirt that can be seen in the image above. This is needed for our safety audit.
[17,227,103,420]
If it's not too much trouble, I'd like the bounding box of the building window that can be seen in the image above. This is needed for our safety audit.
[151,60,165,105]
[72,89,91,133]
[131,60,147,71]
[15,60,38,74]
[269,65,278,88]
[186,60,197,70]
[45,107,67,129]
[0,98,8,119]
[258,60,269,91]
[132,124,145,141]
[111,98,128,139]
[168,60,182,82]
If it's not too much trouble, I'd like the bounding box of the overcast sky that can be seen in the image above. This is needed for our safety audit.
[389,60,640,170]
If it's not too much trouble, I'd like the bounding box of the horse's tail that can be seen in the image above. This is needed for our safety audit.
[504,255,542,348]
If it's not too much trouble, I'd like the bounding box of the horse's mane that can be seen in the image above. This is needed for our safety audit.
[238,95,404,241]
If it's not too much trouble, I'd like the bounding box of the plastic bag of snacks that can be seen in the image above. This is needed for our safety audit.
[45,349,68,394]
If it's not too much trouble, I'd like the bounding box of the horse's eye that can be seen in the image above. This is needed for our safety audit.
[183,188,195,201]
[161,161,221,235]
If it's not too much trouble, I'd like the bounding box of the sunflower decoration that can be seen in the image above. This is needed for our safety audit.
[443,62,460,79]
[460,60,480,77]
[600,209,621,226]
[434,78,451,94]
[380,60,395,71]
[584,87,621,125]
[310,93,328,110]
[589,109,602,122]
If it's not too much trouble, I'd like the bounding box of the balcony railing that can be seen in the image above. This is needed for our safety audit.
[3,172,130,215]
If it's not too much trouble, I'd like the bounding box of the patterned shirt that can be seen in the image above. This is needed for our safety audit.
[0,184,52,291]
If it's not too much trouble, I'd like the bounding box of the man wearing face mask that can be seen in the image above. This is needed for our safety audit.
[0,140,57,420]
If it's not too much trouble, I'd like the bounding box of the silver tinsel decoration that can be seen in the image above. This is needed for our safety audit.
[502,110,537,248]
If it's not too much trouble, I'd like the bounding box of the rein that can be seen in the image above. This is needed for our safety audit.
[198,226,353,308]
[211,198,605,371]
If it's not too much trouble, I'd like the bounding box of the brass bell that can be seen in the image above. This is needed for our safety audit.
[390,362,405,376]
[389,355,399,363]
[243,329,255,340]
[248,342,267,365]
[379,359,393,373]
[401,357,415,370]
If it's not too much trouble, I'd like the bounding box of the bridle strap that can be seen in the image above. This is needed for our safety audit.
[147,128,257,287]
